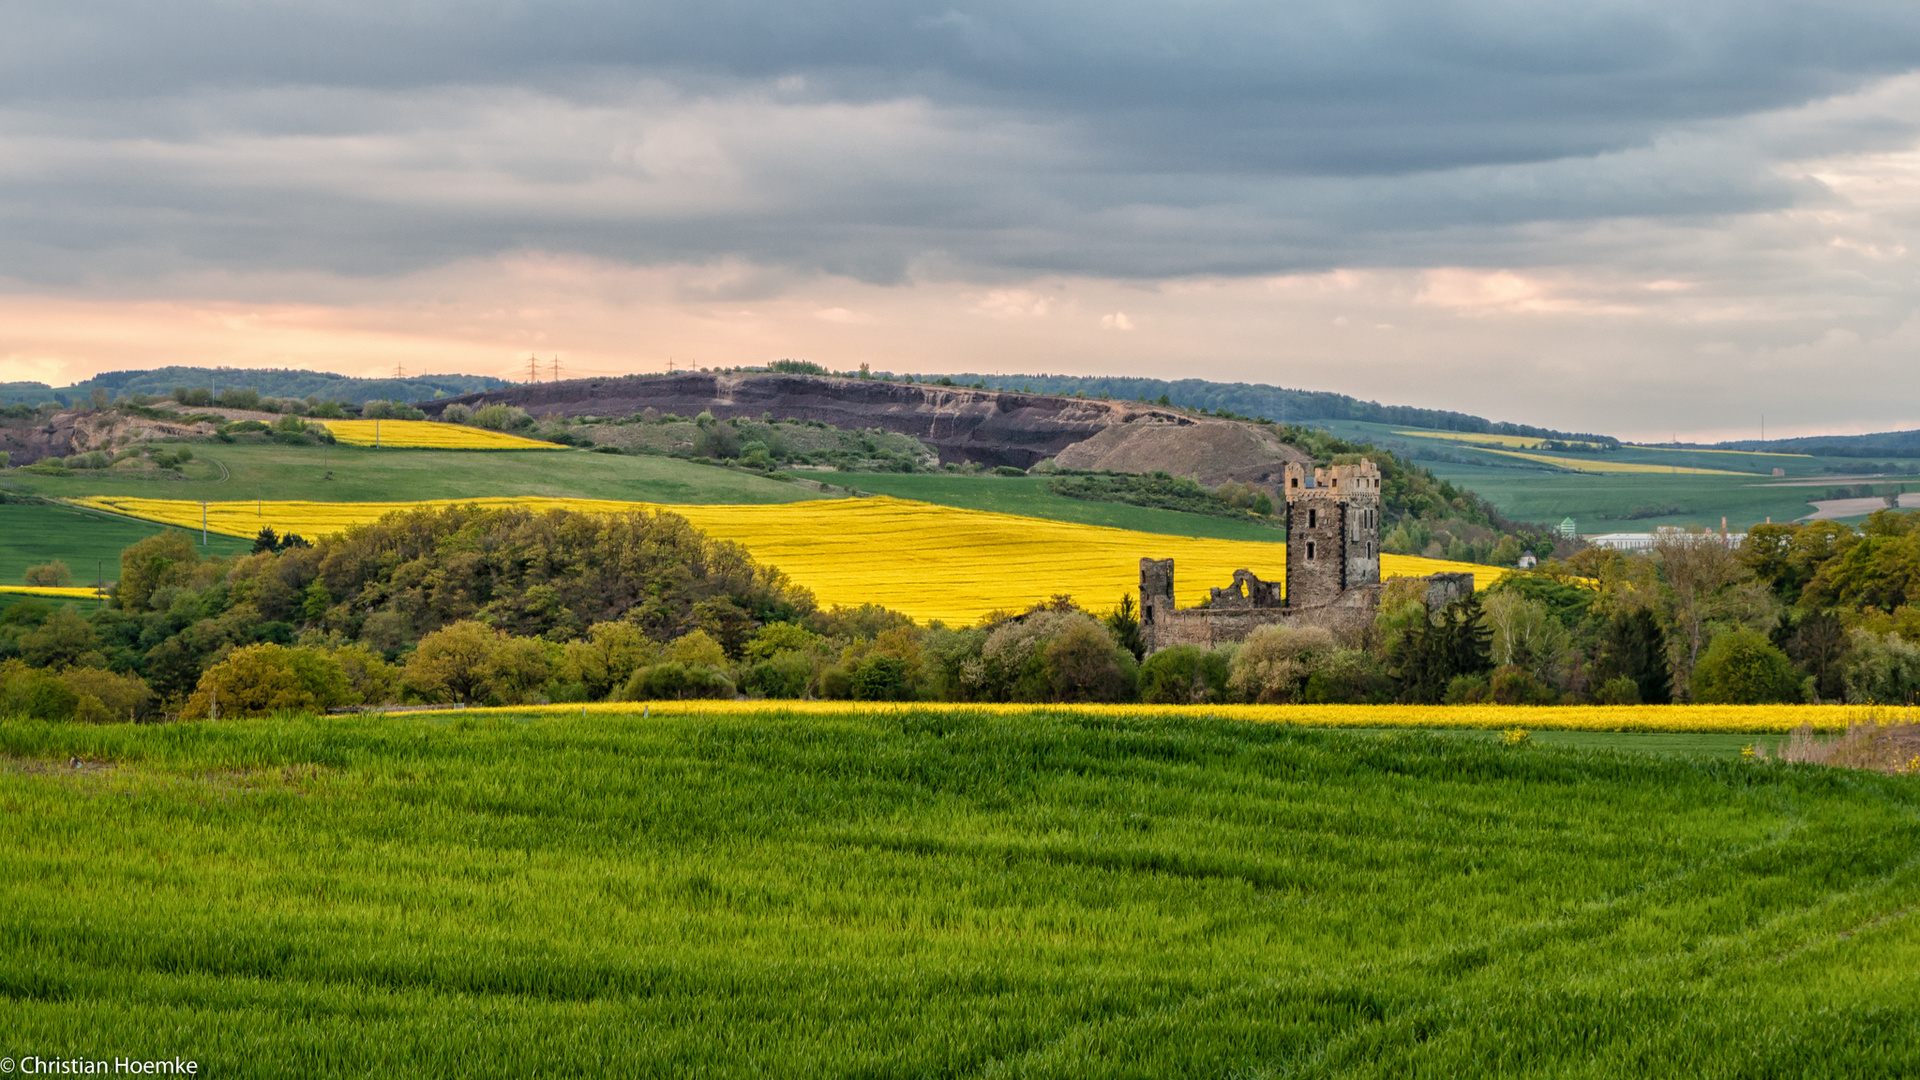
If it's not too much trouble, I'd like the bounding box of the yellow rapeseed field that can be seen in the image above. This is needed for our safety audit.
[0,584,108,600]
[1394,430,1555,449]
[74,495,1500,624]
[393,698,1905,734]
[1479,448,1754,476]
[312,419,563,450]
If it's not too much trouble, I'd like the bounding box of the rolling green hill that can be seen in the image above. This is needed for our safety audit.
[2,708,1914,1076]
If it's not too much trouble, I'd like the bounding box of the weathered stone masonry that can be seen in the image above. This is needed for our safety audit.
[1139,457,1473,653]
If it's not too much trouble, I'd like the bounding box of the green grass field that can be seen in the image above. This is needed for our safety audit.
[1412,462,1829,532]
[3,708,1915,1077]
[0,443,829,508]
[832,472,1287,542]
[0,502,248,586]
[1312,419,1920,531]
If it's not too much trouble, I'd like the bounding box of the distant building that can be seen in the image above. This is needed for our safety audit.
[1516,551,1538,569]
[1558,517,1577,538]
[1585,528,1746,553]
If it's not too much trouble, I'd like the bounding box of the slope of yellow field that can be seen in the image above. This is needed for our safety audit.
[1479,448,1754,476]
[313,420,562,450]
[73,496,1501,624]
[0,584,108,600]
[1394,430,1553,449]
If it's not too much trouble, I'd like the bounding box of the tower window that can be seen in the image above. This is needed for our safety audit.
[1307,508,1317,528]
[1306,541,1316,560]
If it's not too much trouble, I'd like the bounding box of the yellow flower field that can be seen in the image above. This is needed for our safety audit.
[1394,430,1558,449]
[0,585,108,600]
[390,698,1908,734]
[73,495,1501,624]
[312,419,562,450]
[1479,448,1754,476]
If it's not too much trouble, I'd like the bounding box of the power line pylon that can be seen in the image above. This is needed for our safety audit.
[550,356,561,382]
[527,356,540,383]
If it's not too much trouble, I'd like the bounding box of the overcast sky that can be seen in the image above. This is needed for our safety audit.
[4,1,1920,439]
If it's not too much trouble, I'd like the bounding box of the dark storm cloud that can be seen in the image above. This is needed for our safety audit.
[2,0,1919,282]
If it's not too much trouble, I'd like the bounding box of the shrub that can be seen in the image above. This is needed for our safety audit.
[1228,625,1336,703]
[1692,627,1802,704]
[59,667,154,722]
[745,622,821,662]
[182,644,353,719]
[1841,629,1920,705]
[1138,645,1230,704]
[361,400,426,421]
[0,660,79,720]
[850,654,913,700]
[666,629,728,668]
[1591,675,1642,705]
[739,651,815,698]
[22,560,72,587]
[440,403,474,424]
[471,404,531,431]
[625,661,734,701]
[403,621,504,704]
[1300,649,1391,704]
[1486,665,1559,705]
[117,531,200,613]
[559,622,661,700]
[1043,623,1136,702]
[19,609,104,669]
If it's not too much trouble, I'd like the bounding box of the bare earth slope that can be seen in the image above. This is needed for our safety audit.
[425,372,1303,482]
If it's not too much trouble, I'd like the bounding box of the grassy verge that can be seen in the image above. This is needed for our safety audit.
[1,708,1914,1077]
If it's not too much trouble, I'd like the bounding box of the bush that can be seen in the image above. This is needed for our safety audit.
[1043,623,1136,702]
[440,403,474,425]
[625,662,735,701]
[1841,629,1920,705]
[0,660,79,720]
[666,629,729,668]
[182,644,353,719]
[739,651,815,698]
[1591,675,1642,705]
[1692,627,1802,704]
[22,560,71,587]
[471,404,532,431]
[1228,625,1336,703]
[361,400,426,421]
[1300,649,1391,704]
[59,667,155,722]
[850,654,913,700]
[558,622,661,700]
[1486,665,1559,705]
[1138,645,1230,704]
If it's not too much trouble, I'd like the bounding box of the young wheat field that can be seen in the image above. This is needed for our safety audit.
[2,708,1916,1077]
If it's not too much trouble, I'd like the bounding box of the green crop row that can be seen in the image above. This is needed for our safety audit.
[0,708,1915,1076]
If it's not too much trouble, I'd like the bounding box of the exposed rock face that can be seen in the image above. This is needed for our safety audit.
[1053,416,1308,489]
[422,373,1190,469]
[0,411,216,466]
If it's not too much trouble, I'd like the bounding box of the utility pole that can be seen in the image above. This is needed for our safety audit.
[395,362,406,378]
[527,356,540,383]
[551,356,561,382]
[201,501,208,546]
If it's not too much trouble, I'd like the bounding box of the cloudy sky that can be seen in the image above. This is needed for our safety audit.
[4,1,1920,439]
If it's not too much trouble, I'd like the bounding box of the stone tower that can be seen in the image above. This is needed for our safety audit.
[1283,458,1382,607]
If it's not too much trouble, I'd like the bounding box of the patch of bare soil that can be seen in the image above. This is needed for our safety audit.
[1054,416,1309,491]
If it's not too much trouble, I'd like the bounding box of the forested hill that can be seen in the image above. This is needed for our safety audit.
[1,366,506,406]
[1715,429,1920,458]
[930,372,1618,446]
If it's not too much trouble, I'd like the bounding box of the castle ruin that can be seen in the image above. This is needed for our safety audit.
[1139,458,1473,653]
